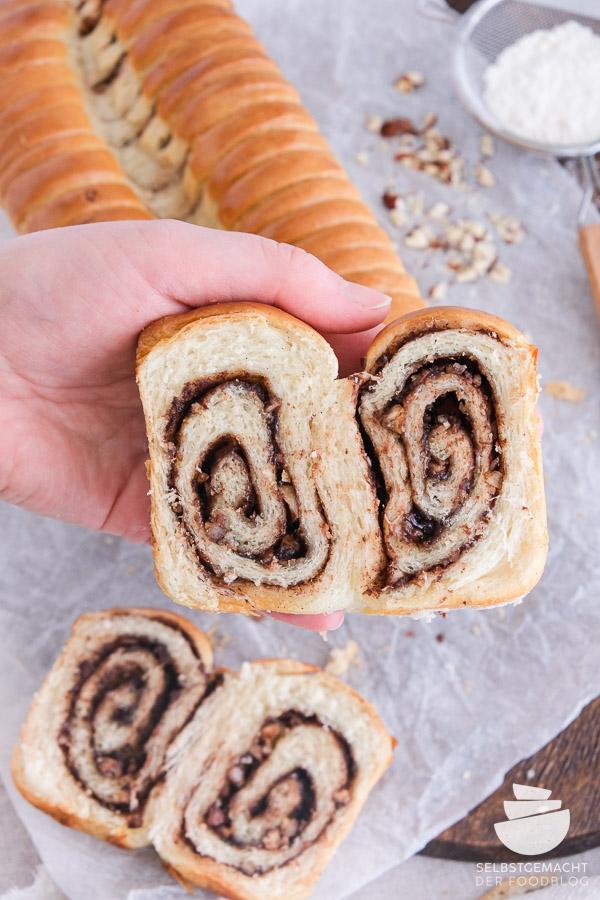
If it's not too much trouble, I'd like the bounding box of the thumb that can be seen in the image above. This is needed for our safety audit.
[120,219,393,334]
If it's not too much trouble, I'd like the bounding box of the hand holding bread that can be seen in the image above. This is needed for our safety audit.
[0,219,392,543]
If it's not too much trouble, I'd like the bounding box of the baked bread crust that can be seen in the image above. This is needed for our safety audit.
[137,303,547,616]
[0,0,422,318]
[13,608,394,900]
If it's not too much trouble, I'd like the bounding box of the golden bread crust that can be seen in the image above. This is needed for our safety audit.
[0,0,421,313]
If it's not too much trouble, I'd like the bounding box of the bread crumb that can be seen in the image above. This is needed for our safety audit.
[475,162,496,187]
[365,113,383,133]
[428,281,448,301]
[394,70,425,93]
[544,380,586,402]
[325,640,361,676]
[480,134,495,158]
[206,624,231,651]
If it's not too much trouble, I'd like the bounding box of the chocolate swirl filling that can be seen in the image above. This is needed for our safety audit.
[182,710,355,875]
[165,376,330,587]
[359,351,503,586]
[58,615,210,823]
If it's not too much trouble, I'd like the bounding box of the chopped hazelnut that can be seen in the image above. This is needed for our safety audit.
[394,70,425,93]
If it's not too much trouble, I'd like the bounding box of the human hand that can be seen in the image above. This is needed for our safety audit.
[0,220,391,630]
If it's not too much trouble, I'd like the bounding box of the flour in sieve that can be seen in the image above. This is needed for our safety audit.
[483,21,600,146]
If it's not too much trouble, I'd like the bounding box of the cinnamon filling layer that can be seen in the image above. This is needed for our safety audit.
[360,347,503,586]
[183,710,355,875]
[166,377,330,588]
[59,615,209,823]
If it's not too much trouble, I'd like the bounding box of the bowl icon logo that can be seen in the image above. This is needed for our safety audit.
[494,784,570,856]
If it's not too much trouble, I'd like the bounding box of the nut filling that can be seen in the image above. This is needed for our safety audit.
[182,710,356,875]
[166,377,330,587]
[360,339,504,586]
[58,615,210,825]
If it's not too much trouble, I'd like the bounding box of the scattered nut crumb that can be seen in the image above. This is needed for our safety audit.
[394,70,425,93]
[488,261,511,283]
[428,281,448,301]
[355,151,369,166]
[325,640,361,676]
[435,633,445,643]
[455,265,479,283]
[428,201,450,221]
[480,134,495,158]
[382,190,399,209]
[390,207,408,228]
[380,116,418,137]
[404,629,416,638]
[544,380,586,402]
[369,107,522,296]
[404,225,433,249]
[476,162,496,187]
[206,624,231,651]
[365,113,383,133]
[489,212,525,244]
[406,192,425,216]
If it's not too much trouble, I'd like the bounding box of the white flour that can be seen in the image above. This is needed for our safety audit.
[483,20,600,146]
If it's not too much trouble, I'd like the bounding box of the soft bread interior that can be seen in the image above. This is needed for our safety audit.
[137,304,547,617]
[360,307,547,613]
[137,303,381,615]
[149,660,393,900]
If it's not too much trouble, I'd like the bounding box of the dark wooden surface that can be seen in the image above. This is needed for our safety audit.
[422,696,600,861]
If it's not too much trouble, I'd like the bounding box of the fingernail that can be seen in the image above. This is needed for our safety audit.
[344,282,392,310]
[325,611,345,631]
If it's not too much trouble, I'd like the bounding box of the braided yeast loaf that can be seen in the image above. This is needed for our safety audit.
[137,304,547,616]
[0,0,422,318]
[13,608,393,900]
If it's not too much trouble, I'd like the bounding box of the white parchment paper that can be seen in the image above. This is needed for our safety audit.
[1,1,600,897]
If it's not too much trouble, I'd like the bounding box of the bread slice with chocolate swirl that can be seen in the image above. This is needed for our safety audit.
[150,659,393,900]
[13,608,394,900]
[12,607,213,847]
[137,302,383,616]
[137,303,547,616]
[359,307,547,614]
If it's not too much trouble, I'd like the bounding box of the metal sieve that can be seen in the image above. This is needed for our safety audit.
[453,0,600,158]
[419,0,600,312]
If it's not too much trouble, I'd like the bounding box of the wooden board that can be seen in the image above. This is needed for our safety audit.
[422,696,600,861]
